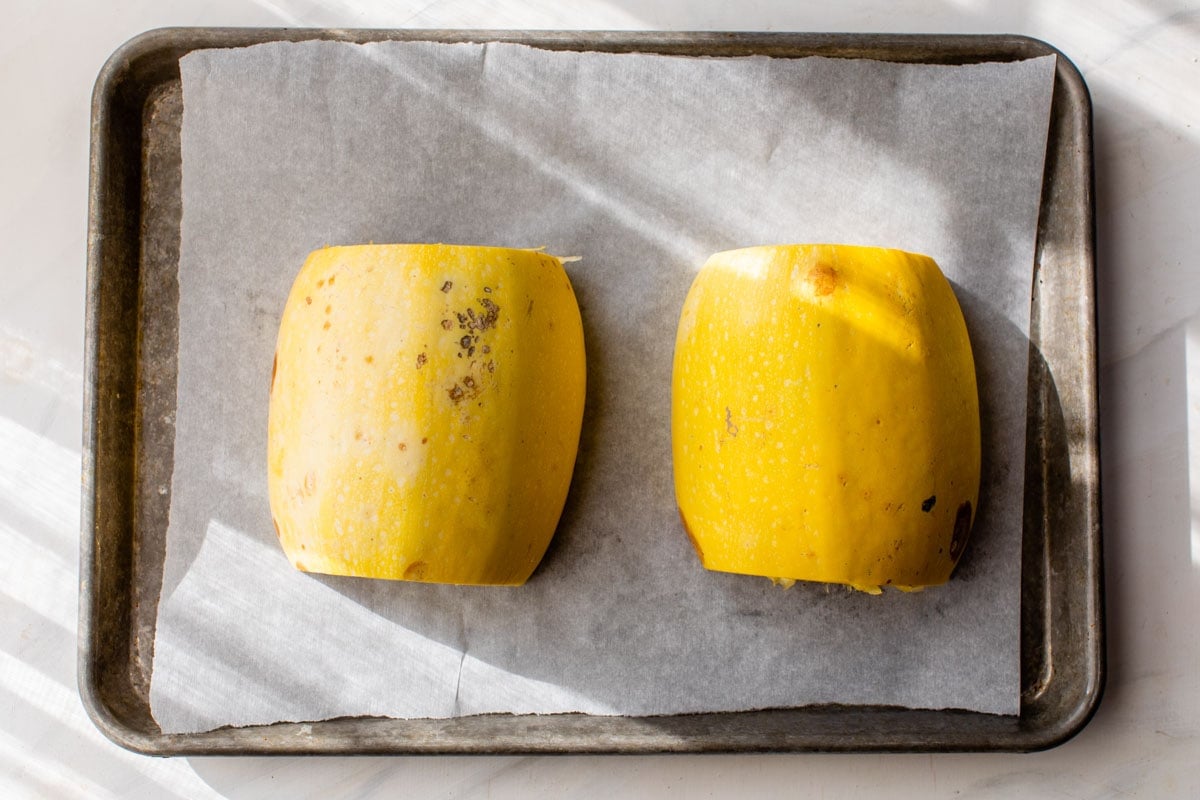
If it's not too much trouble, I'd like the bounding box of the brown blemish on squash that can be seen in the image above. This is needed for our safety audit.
[462,298,501,332]
[441,319,453,330]
[354,429,364,441]
[404,561,429,580]
[272,517,280,537]
[415,352,427,369]
[421,437,428,444]
[441,281,453,293]
[270,353,277,391]
[316,279,325,288]
[398,442,407,451]
[327,275,336,286]
[950,501,972,560]
[294,560,309,572]
[443,375,484,403]
[305,296,312,305]
[808,265,838,296]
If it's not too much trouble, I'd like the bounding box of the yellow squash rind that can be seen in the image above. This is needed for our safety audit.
[268,244,586,585]
[671,244,981,592]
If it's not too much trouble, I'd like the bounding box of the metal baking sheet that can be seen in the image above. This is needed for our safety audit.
[81,28,1103,754]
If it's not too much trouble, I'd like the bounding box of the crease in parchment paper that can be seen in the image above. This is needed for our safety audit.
[149,39,1056,734]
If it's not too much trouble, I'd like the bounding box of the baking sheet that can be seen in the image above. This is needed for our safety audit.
[148,39,1055,733]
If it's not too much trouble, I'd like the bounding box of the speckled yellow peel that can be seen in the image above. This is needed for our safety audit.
[268,244,586,585]
[671,244,981,593]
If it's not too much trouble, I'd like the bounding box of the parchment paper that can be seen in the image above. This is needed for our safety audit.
[149,40,1056,733]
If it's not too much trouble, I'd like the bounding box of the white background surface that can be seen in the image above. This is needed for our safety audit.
[0,0,1196,797]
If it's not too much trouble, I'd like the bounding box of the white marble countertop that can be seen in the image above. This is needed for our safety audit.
[2,1,1196,797]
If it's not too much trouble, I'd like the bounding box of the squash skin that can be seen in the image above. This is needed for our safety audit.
[268,244,586,586]
[671,245,980,592]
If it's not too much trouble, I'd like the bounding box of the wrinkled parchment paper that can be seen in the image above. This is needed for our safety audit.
[150,40,1055,733]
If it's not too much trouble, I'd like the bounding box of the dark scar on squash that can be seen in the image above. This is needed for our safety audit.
[950,501,972,560]
[921,495,936,512]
